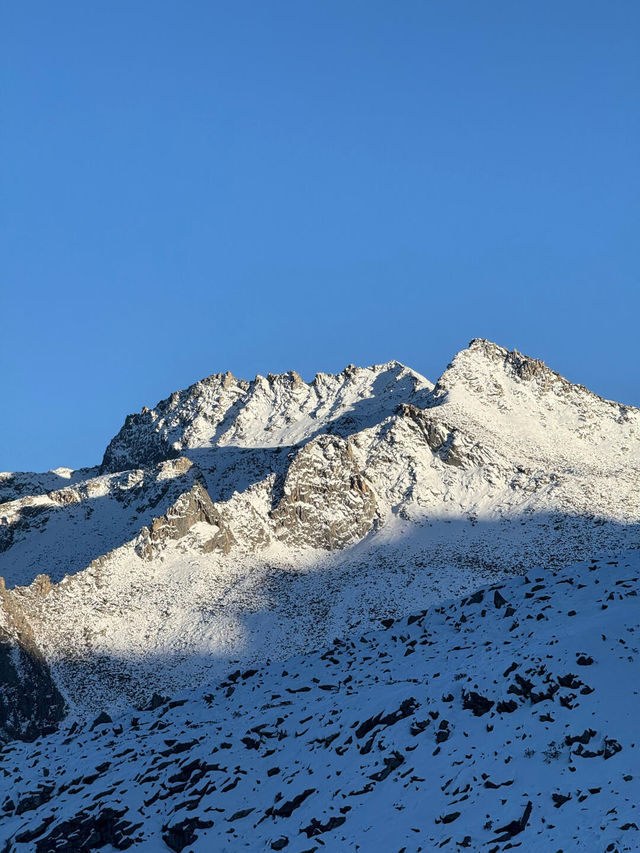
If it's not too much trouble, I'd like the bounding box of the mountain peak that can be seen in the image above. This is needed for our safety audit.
[437,338,601,402]
[456,337,549,376]
[2,340,639,850]
[466,337,554,381]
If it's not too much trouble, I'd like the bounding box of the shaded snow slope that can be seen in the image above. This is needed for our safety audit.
[0,578,65,744]
[17,511,639,716]
[2,550,640,852]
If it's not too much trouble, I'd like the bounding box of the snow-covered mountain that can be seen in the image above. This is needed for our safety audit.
[1,340,639,721]
[1,338,639,850]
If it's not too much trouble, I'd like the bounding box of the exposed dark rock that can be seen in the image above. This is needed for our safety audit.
[15,785,54,816]
[565,728,596,747]
[91,711,112,730]
[557,673,582,689]
[35,807,140,852]
[462,690,494,716]
[493,800,533,841]
[493,589,508,608]
[438,811,461,824]
[302,815,347,838]
[271,788,315,818]
[355,698,418,739]
[162,817,214,852]
[142,692,168,711]
[15,816,54,843]
[369,750,405,782]
[603,738,622,760]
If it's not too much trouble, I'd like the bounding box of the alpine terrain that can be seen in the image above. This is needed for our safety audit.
[1,338,639,852]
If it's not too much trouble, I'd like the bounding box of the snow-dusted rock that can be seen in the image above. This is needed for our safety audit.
[99,361,433,471]
[271,435,378,549]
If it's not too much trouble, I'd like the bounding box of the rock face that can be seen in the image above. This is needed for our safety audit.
[270,435,378,549]
[0,579,66,743]
[135,478,235,560]
[0,339,639,730]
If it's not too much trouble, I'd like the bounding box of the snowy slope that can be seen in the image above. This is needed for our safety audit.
[2,549,640,852]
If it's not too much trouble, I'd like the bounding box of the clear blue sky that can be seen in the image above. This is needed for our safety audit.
[2,1,639,472]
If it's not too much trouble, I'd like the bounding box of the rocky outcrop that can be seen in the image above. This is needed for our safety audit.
[0,579,66,743]
[101,408,181,473]
[135,480,235,560]
[396,404,494,469]
[467,338,553,383]
[270,435,378,549]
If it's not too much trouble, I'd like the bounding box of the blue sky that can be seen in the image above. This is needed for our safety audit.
[2,1,639,472]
